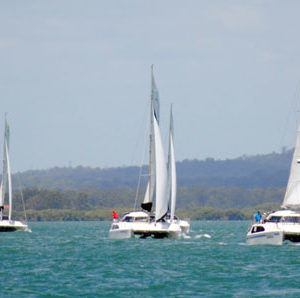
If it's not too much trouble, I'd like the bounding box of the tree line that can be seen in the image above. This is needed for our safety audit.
[10,186,284,221]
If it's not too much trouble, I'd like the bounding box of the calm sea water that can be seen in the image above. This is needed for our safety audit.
[1,221,300,297]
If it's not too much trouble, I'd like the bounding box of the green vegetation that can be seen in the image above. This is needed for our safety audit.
[10,186,284,221]
[8,150,291,221]
[14,150,292,191]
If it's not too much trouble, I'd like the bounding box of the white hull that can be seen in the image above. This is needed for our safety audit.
[247,224,283,245]
[109,221,182,239]
[109,227,133,239]
[167,218,190,234]
[178,219,190,234]
[0,220,28,232]
[247,210,300,245]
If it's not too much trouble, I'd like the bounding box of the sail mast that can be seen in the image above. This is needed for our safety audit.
[141,65,160,212]
[149,66,154,207]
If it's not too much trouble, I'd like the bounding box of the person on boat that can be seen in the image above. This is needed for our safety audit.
[254,211,262,223]
[112,210,119,221]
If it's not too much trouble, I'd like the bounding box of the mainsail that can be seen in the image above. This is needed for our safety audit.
[0,118,11,219]
[166,106,177,221]
[141,66,160,212]
[151,66,160,124]
[282,124,300,209]
[153,110,168,221]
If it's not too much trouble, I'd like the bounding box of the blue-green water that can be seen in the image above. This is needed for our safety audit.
[1,221,300,297]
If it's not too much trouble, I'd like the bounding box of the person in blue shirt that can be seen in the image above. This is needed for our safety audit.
[254,211,262,223]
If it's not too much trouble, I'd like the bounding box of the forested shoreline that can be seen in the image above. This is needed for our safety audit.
[8,150,291,221]
[11,186,283,221]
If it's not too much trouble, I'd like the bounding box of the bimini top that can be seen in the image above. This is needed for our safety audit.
[121,211,150,222]
[122,211,149,218]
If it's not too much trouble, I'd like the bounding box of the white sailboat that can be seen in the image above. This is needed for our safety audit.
[247,124,300,245]
[0,117,28,232]
[166,105,190,233]
[109,68,182,239]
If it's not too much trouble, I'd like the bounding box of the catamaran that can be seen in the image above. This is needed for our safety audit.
[0,117,29,232]
[109,68,183,239]
[247,124,300,245]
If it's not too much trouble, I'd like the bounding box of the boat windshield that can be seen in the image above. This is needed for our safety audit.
[123,216,148,222]
[268,216,282,222]
[282,217,300,223]
[251,226,265,233]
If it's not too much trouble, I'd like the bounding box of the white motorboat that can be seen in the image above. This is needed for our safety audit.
[0,117,29,232]
[109,67,183,239]
[247,124,300,245]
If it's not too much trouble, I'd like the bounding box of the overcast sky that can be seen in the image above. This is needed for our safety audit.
[1,1,300,172]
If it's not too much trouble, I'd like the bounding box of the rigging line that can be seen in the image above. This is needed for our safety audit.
[129,98,149,166]
[279,80,300,151]
[134,108,150,210]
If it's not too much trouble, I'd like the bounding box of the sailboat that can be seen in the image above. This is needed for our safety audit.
[165,105,190,233]
[109,68,182,239]
[247,124,300,245]
[0,117,28,232]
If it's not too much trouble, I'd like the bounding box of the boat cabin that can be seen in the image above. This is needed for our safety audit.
[250,225,265,233]
[265,210,300,224]
[267,216,300,223]
[121,211,150,223]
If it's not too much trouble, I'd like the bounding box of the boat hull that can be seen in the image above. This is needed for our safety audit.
[109,221,182,239]
[109,228,133,239]
[0,220,28,232]
[247,229,283,245]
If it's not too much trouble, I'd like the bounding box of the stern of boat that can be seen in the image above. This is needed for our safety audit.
[109,222,133,239]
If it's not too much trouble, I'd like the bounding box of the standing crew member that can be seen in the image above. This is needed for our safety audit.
[254,211,262,223]
[112,210,119,220]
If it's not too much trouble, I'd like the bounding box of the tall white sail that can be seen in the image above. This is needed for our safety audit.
[153,112,168,221]
[282,124,300,209]
[5,141,12,220]
[0,119,10,216]
[151,65,160,124]
[167,106,177,221]
[142,66,160,212]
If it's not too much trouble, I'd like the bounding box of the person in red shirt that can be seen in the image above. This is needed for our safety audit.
[112,210,119,220]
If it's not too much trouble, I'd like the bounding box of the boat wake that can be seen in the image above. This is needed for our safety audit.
[195,233,212,239]
[182,233,191,239]
[217,242,227,246]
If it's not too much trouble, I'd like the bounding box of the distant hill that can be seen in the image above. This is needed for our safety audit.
[13,149,292,191]
[8,150,293,221]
